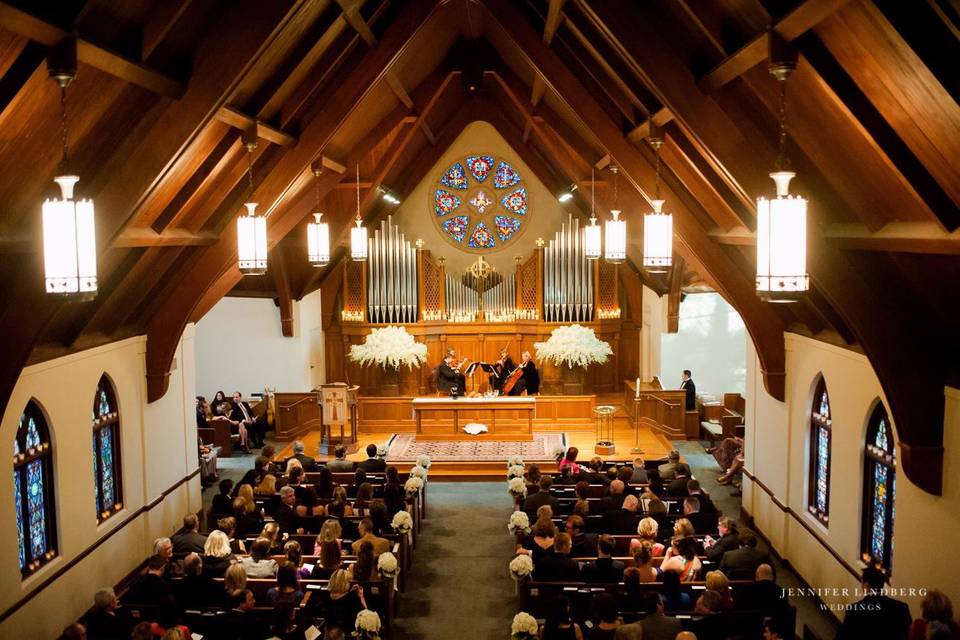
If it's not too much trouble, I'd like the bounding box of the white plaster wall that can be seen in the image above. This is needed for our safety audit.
[661,292,746,396]
[743,332,960,617]
[641,285,665,382]
[0,329,198,638]
[194,290,323,397]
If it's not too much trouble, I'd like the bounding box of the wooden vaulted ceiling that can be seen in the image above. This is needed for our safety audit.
[0,0,956,493]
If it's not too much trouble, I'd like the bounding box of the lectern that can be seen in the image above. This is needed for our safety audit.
[318,383,359,454]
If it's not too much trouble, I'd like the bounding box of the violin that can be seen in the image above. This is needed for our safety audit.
[501,362,525,394]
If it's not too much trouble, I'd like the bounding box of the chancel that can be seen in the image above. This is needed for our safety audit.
[0,2,957,639]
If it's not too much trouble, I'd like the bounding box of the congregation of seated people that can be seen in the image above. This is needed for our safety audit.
[66,441,417,640]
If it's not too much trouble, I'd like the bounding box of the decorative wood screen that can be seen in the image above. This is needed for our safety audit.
[419,251,445,321]
[596,260,620,319]
[341,260,365,322]
[516,251,540,320]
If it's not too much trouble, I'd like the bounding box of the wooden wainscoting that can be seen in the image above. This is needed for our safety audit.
[274,392,321,441]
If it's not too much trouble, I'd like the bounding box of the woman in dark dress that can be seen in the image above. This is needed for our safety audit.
[542,596,583,640]
[314,466,335,500]
[588,593,620,639]
[382,467,405,517]
[211,390,228,416]
[325,569,366,634]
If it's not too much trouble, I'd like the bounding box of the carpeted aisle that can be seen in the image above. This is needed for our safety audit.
[393,482,517,640]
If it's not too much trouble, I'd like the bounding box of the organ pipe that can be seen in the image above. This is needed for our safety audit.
[366,216,417,323]
[543,214,593,322]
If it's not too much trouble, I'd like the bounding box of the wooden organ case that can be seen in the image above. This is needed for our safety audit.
[324,215,640,396]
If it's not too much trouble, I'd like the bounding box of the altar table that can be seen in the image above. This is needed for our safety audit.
[411,396,535,438]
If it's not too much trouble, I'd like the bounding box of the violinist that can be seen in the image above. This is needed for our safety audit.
[491,348,516,392]
[437,353,466,394]
[519,351,540,395]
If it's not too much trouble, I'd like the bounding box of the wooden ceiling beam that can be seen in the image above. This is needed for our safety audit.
[666,255,684,333]
[0,2,186,98]
[698,0,853,93]
[113,228,218,247]
[483,0,787,401]
[334,0,377,46]
[141,0,194,60]
[215,105,298,147]
[626,107,673,145]
[709,222,960,255]
[543,0,566,45]
[144,0,442,402]
[271,246,295,337]
[579,0,945,493]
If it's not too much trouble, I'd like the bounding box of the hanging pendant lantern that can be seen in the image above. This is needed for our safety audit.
[756,37,808,302]
[42,37,97,299]
[350,164,367,261]
[643,135,672,272]
[237,132,267,275]
[306,164,329,266]
[584,167,601,259]
[604,165,625,263]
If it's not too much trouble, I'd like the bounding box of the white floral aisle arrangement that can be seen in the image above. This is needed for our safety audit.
[405,476,424,498]
[377,551,399,578]
[534,324,613,369]
[507,464,526,479]
[391,510,413,534]
[508,511,531,535]
[416,454,432,469]
[509,554,534,581]
[507,455,524,467]
[507,477,527,498]
[552,445,567,461]
[348,325,428,370]
[511,612,539,639]
[354,609,382,639]
[376,444,388,457]
[409,465,428,480]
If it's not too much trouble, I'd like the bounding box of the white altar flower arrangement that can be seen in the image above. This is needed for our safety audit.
[509,554,534,581]
[348,325,428,370]
[507,477,527,498]
[391,510,413,534]
[354,609,382,639]
[416,454,432,469]
[377,551,399,578]
[507,455,525,467]
[511,612,539,639]
[534,324,613,369]
[508,511,531,535]
[409,465,428,480]
[404,476,424,498]
[507,464,526,479]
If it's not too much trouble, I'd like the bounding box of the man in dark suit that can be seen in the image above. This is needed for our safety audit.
[687,479,717,513]
[436,354,465,394]
[740,564,788,620]
[657,450,691,481]
[356,443,387,473]
[219,589,267,640]
[582,535,624,583]
[524,476,559,517]
[125,555,172,605]
[286,440,319,472]
[836,566,911,640]
[579,457,611,485]
[604,494,641,534]
[718,530,771,580]
[680,369,696,410]
[703,516,740,562]
[231,392,266,448]
[565,515,597,557]
[534,533,580,581]
[171,514,207,555]
[683,497,716,535]
[175,553,222,609]
[634,592,683,640]
[326,445,355,472]
[85,588,131,640]
[273,486,302,534]
[599,479,626,513]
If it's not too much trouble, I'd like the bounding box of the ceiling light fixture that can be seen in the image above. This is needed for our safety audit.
[306,162,329,267]
[237,128,267,275]
[584,167,601,259]
[350,164,368,261]
[42,37,97,300]
[643,132,673,273]
[604,165,626,264]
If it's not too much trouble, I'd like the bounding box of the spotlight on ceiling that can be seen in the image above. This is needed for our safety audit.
[379,186,401,205]
[558,183,578,203]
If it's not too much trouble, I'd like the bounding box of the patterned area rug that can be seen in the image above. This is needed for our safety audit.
[384,432,566,462]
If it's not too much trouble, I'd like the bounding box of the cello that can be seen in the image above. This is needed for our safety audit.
[501,362,525,395]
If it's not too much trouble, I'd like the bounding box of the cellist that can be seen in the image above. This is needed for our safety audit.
[491,347,516,392]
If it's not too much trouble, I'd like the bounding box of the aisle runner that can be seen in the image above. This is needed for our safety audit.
[385,432,566,462]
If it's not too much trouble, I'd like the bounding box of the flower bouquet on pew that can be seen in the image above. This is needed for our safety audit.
[404,476,424,499]
[391,509,413,534]
[507,455,524,467]
[377,551,399,579]
[507,477,527,498]
[354,609,382,639]
[509,554,534,581]
[507,464,525,479]
[410,465,428,480]
[511,612,539,640]
[508,511,531,536]
[415,454,432,469]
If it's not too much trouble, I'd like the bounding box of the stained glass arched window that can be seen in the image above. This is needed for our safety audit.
[862,402,896,572]
[807,376,831,525]
[13,400,57,577]
[93,375,122,522]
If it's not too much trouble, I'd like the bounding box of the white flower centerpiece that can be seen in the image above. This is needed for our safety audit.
[511,612,539,639]
[534,324,612,394]
[507,477,527,498]
[509,554,534,581]
[377,551,399,579]
[354,609,382,639]
[507,455,525,468]
[348,326,427,396]
[507,464,526,479]
[508,511,531,536]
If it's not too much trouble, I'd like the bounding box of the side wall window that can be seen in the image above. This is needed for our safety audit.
[13,400,57,577]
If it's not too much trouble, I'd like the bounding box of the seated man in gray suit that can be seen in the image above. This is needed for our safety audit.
[326,445,355,472]
[657,449,691,481]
